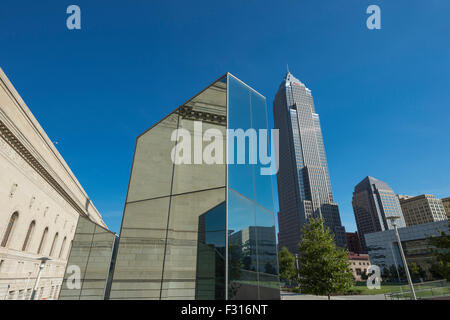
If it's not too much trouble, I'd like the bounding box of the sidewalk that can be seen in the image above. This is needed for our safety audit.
[281,291,387,300]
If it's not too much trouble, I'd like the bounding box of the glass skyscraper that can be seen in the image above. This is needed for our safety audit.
[274,72,346,253]
[106,73,279,300]
[352,176,406,252]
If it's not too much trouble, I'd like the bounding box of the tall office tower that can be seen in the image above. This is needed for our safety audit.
[274,72,346,253]
[398,194,447,227]
[108,73,279,300]
[352,176,406,252]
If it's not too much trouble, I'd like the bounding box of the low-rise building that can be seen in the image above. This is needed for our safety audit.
[347,252,371,281]
[365,220,449,281]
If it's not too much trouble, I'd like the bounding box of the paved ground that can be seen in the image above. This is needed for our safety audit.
[281,292,388,300]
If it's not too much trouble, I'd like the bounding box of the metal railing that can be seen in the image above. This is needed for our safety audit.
[385,280,450,300]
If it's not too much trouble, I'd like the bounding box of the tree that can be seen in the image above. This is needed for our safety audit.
[428,227,450,281]
[278,247,297,285]
[297,218,354,299]
[409,262,420,281]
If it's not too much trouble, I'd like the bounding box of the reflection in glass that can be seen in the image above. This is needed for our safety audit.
[108,73,279,300]
[196,202,226,300]
[59,216,116,300]
[227,74,279,300]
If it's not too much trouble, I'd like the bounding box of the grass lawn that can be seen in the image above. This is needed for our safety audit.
[352,282,409,295]
[353,281,450,298]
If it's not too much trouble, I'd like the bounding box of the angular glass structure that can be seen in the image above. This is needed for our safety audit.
[109,74,279,300]
[58,216,116,300]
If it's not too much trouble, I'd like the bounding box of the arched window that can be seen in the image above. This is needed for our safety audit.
[49,232,59,257]
[1,212,19,247]
[59,236,67,259]
[22,220,36,251]
[37,227,49,254]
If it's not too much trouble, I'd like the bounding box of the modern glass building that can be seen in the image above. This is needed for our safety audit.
[58,215,116,300]
[274,72,346,253]
[352,176,406,251]
[365,220,448,280]
[108,73,279,300]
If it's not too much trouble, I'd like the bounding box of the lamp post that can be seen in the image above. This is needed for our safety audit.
[386,216,417,300]
[3,284,10,300]
[30,257,50,300]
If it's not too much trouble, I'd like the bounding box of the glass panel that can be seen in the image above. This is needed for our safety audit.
[109,197,170,300]
[227,188,258,300]
[126,112,179,202]
[227,75,254,202]
[172,77,227,195]
[196,202,226,300]
[79,226,116,300]
[161,188,226,300]
[254,205,280,299]
[250,90,275,212]
[59,216,115,300]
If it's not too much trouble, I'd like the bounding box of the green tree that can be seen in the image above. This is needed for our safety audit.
[297,218,354,299]
[409,262,420,281]
[428,227,450,281]
[278,247,297,284]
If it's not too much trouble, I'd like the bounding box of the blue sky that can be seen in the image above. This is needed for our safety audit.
[1,0,449,234]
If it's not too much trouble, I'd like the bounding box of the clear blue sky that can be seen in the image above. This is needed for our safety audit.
[1,1,449,234]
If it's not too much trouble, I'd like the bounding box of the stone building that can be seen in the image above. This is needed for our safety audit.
[0,67,106,300]
[347,252,371,282]
[398,194,447,227]
[441,197,450,219]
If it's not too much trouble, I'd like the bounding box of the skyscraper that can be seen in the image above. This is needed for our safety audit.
[352,176,406,251]
[274,72,346,253]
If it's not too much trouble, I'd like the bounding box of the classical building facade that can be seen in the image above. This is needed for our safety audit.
[398,194,447,226]
[352,176,406,252]
[0,67,106,300]
[274,72,346,253]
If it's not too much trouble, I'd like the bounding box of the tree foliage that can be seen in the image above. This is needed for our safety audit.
[297,218,354,298]
[278,247,297,284]
[428,227,450,281]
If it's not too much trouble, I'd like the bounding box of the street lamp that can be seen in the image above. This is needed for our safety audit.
[386,216,417,300]
[30,257,50,300]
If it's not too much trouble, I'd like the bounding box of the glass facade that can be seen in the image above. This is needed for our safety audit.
[105,73,279,300]
[352,176,406,251]
[227,75,279,299]
[58,215,116,300]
